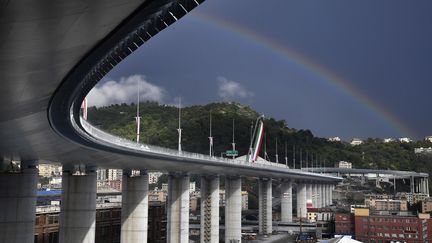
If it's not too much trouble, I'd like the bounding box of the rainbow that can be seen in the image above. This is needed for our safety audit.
[190,11,417,138]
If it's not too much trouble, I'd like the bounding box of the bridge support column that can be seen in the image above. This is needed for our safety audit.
[296,183,307,219]
[200,176,219,243]
[258,178,272,235]
[312,184,318,208]
[316,184,322,208]
[225,176,242,243]
[60,165,97,243]
[306,184,312,207]
[121,170,148,243]
[321,184,327,207]
[410,176,415,194]
[167,174,190,243]
[280,180,293,222]
[0,160,38,243]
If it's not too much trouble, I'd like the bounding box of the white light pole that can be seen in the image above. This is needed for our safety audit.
[231,118,236,159]
[135,81,141,143]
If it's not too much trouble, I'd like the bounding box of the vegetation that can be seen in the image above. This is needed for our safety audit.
[87,101,432,175]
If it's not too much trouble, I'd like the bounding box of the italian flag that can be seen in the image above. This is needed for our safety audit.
[251,120,264,162]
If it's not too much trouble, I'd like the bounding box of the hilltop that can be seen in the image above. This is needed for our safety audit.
[87,102,432,174]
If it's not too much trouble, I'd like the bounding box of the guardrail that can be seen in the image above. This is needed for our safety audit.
[80,118,293,171]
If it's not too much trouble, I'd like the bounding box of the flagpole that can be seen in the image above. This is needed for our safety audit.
[209,111,213,157]
[177,98,182,154]
[135,81,141,143]
[232,118,236,160]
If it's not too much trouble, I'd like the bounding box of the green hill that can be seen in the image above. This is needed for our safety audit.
[87,102,432,174]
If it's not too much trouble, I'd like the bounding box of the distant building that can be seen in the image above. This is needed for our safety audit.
[161,183,168,192]
[335,161,352,169]
[148,172,162,184]
[383,138,395,143]
[107,169,122,181]
[149,190,167,203]
[350,138,363,146]
[189,182,196,192]
[307,208,333,223]
[399,137,413,143]
[415,147,432,154]
[38,164,62,177]
[335,213,355,236]
[422,198,432,213]
[241,191,249,210]
[328,137,341,142]
[354,208,431,242]
[190,197,198,211]
[365,198,408,211]
[425,136,432,143]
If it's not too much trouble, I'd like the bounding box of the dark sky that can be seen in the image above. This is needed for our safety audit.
[99,0,432,140]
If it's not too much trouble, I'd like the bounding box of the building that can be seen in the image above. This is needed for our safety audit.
[365,198,408,211]
[108,180,122,191]
[34,202,166,243]
[149,190,167,203]
[328,137,341,142]
[415,147,432,154]
[241,191,249,210]
[383,138,395,143]
[422,198,432,213]
[97,169,107,181]
[350,138,363,146]
[107,169,122,181]
[399,137,413,143]
[38,164,62,177]
[425,136,432,143]
[335,161,352,169]
[335,213,355,236]
[190,196,198,211]
[354,208,431,242]
[148,172,163,184]
[189,182,196,192]
[307,208,334,223]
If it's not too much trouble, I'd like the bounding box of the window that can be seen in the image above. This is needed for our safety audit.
[47,215,58,225]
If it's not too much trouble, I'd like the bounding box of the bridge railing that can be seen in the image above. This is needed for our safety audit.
[80,118,292,171]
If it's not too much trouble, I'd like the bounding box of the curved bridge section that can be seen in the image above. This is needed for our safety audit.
[0,1,342,242]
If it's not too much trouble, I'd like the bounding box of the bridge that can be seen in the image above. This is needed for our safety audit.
[0,1,341,243]
[305,167,429,195]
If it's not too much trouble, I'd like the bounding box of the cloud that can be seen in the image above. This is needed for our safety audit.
[87,75,165,107]
[217,77,254,100]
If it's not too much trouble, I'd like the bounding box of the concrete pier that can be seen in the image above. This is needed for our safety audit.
[296,183,307,219]
[0,160,38,243]
[167,174,190,243]
[280,180,293,222]
[321,184,327,208]
[329,184,333,205]
[316,184,322,208]
[306,184,312,207]
[225,176,242,243]
[312,184,318,208]
[258,178,272,235]
[121,170,149,243]
[200,176,220,243]
[59,165,97,243]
